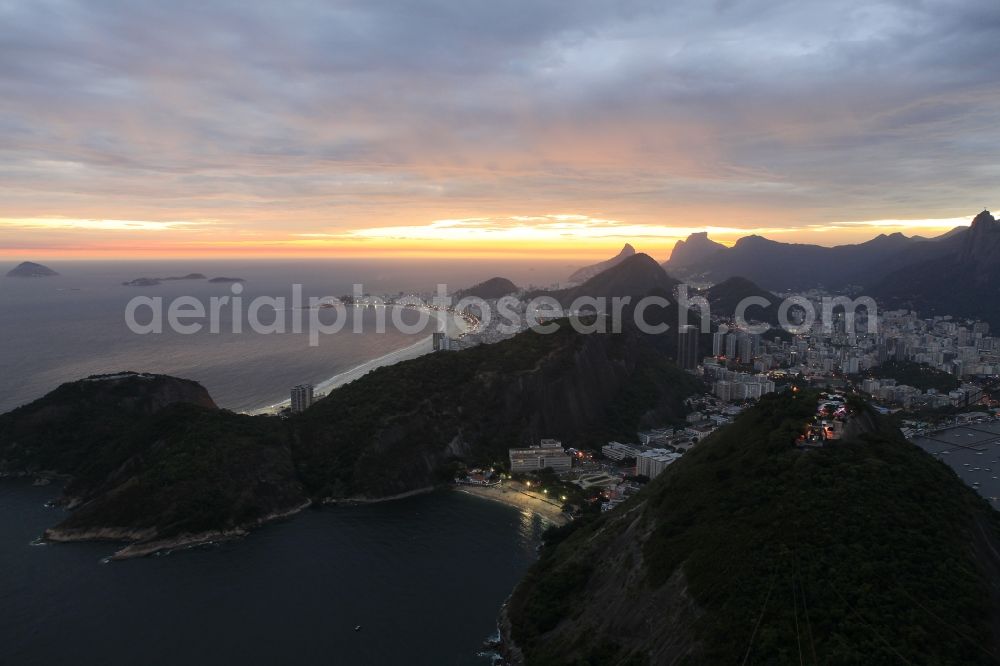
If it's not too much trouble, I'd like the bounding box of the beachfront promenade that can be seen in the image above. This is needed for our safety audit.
[456,483,570,526]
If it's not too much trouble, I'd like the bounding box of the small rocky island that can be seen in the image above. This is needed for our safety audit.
[6,261,59,278]
[208,276,246,283]
[122,273,207,287]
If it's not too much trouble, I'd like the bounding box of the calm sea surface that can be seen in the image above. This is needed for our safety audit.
[0,258,569,412]
[0,259,569,664]
[0,483,546,665]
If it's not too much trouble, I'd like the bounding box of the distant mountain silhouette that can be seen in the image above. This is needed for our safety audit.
[704,276,780,325]
[554,253,679,308]
[664,228,964,291]
[6,261,58,278]
[567,243,636,284]
[875,210,1000,326]
[664,232,727,275]
[454,276,518,301]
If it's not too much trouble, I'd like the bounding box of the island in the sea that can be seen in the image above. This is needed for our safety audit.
[208,276,246,283]
[122,273,206,286]
[5,261,59,278]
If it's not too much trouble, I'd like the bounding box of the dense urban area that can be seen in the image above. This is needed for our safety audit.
[282,284,1000,518]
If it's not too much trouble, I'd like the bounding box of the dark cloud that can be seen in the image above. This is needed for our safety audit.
[1,0,999,244]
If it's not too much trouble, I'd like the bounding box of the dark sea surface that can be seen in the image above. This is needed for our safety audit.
[0,482,546,666]
[0,258,567,664]
[0,258,568,412]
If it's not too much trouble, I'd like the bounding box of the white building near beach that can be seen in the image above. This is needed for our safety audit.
[290,384,314,413]
[509,439,572,473]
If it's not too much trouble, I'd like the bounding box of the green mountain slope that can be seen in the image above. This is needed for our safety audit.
[505,391,1000,665]
[0,326,701,555]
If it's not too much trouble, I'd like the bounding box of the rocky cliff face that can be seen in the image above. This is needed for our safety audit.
[664,232,727,274]
[874,210,1000,326]
[960,210,1000,285]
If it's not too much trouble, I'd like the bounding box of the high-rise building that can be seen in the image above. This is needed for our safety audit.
[739,333,753,364]
[637,449,681,479]
[432,331,452,351]
[677,325,700,370]
[714,380,732,401]
[290,384,314,413]
[725,332,738,359]
[712,331,725,357]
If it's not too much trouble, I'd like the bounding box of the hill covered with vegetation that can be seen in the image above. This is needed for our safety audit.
[704,276,781,325]
[505,390,1000,664]
[0,325,701,556]
[869,360,961,393]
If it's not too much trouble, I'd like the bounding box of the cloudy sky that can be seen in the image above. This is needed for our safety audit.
[1,0,999,259]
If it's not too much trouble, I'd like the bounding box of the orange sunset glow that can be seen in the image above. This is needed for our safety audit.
[2,2,997,261]
[0,213,976,261]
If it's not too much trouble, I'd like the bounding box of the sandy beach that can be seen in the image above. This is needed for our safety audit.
[456,484,570,526]
[246,305,473,415]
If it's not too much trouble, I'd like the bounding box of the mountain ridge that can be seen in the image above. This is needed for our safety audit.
[874,210,1000,326]
[567,243,636,284]
[663,223,968,291]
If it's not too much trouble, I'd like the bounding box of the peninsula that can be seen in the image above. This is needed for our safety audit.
[0,324,698,558]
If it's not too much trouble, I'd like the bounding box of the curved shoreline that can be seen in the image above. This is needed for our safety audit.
[455,485,570,526]
[48,486,552,561]
[246,305,474,415]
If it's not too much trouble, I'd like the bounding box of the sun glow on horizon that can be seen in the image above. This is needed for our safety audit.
[0,214,975,262]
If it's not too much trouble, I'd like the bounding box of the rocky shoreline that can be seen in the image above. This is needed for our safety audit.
[333,486,435,504]
[31,484,444,560]
[43,500,313,560]
[498,602,525,666]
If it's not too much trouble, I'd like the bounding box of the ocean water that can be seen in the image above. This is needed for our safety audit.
[0,258,567,665]
[0,482,546,665]
[0,259,569,413]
